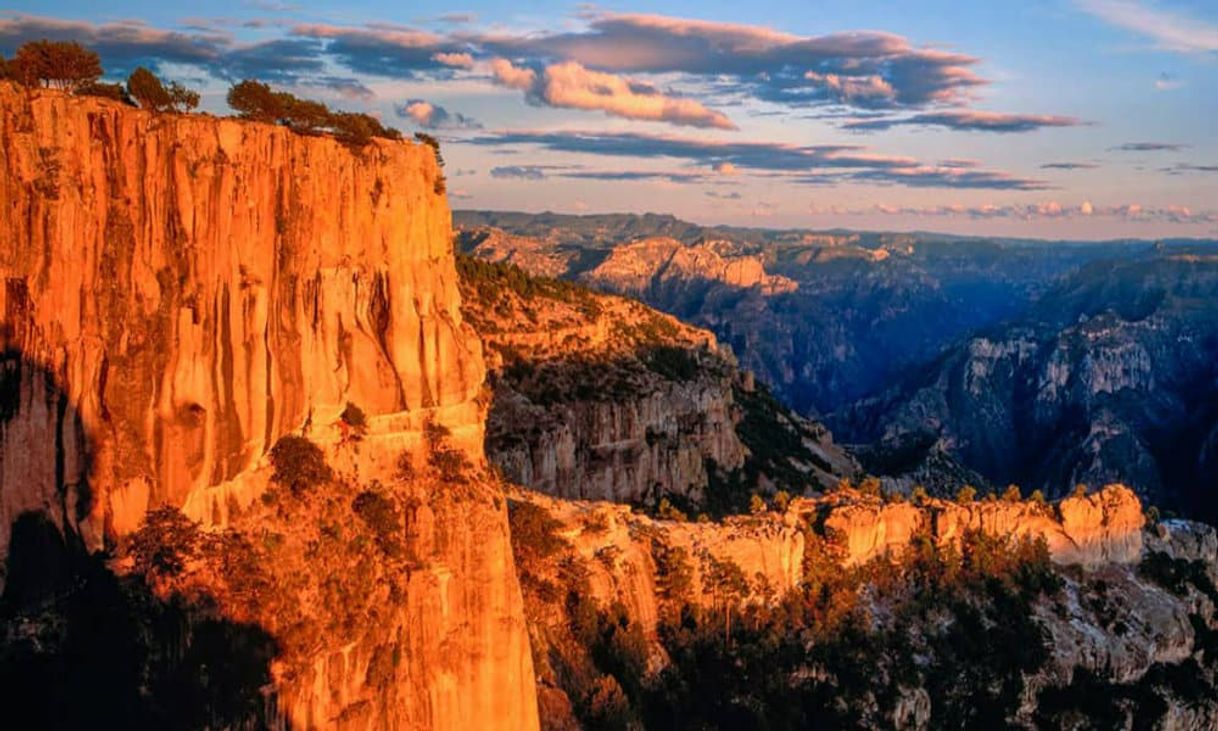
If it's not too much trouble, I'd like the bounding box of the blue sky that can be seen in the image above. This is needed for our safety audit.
[3,1,1216,238]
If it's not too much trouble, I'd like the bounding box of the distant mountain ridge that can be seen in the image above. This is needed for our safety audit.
[456,210,1218,522]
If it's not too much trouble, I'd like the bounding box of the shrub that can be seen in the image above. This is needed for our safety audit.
[424,419,471,480]
[508,500,566,562]
[269,435,332,494]
[352,490,401,554]
[657,497,687,522]
[749,494,767,515]
[125,505,201,578]
[10,40,102,90]
[340,402,368,432]
[956,485,977,504]
[773,490,792,512]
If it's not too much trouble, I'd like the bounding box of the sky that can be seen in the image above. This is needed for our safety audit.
[3,1,1216,239]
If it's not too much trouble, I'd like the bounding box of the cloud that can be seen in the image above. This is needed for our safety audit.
[706,190,743,199]
[1161,163,1218,174]
[432,51,474,68]
[1110,142,1190,152]
[558,169,713,183]
[843,166,1051,190]
[470,130,1047,190]
[470,129,916,171]
[395,99,481,129]
[470,12,986,110]
[434,13,477,25]
[489,58,736,129]
[1041,161,1099,170]
[0,14,225,74]
[490,58,537,89]
[1077,0,1218,53]
[309,76,375,100]
[864,200,1218,223]
[489,165,579,180]
[1154,72,1183,91]
[291,22,469,77]
[844,109,1084,133]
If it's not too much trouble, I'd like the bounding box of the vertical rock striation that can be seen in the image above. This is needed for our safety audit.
[0,85,536,730]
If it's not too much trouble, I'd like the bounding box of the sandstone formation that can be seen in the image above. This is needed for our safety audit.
[0,84,535,730]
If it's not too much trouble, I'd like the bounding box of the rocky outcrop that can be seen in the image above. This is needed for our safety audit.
[581,237,797,297]
[0,85,535,730]
[514,483,1217,729]
[458,256,855,509]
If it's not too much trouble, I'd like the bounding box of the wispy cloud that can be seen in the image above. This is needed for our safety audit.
[1041,161,1100,170]
[1077,0,1218,53]
[1110,142,1190,152]
[470,130,1049,190]
[844,110,1084,133]
[864,200,1218,223]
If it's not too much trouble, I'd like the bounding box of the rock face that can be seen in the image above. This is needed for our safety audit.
[581,237,797,297]
[457,256,856,511]
[819,483,1145,567]
[0,86,535,730]
[514,484,1217,729]
[846,255,1218,524]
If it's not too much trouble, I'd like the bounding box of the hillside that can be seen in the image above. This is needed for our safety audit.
[845,255,1218,524]
[455,212,1169,417]
[456,255,856,515]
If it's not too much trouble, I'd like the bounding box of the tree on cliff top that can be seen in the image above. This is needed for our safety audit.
[226,79,402,147]
[8,40,102,91]
[127,67,199,113]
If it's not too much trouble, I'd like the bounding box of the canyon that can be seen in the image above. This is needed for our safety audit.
[0,84,534,730]
[0,86,1215,729]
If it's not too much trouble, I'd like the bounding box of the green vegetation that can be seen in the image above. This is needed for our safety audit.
[424,420,471,481]
[226,79,402,147]
[126,66,198,112]
[5,40,101,90]
[413,132,446,194]
[269,435,332,495]
[125,505,202,579]
[456,254,603,319]
[340,402,368,433]
[639,345,700,381]
[517,510,1072,730]
[351,489,402,556]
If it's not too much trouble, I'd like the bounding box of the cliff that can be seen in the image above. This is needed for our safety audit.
[457,256,856,512]
[845,255,1218,523]
[511,484,1218,729]
[0,85,536,730]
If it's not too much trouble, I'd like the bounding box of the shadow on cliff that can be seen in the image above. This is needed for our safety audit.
[0,348,286,730]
